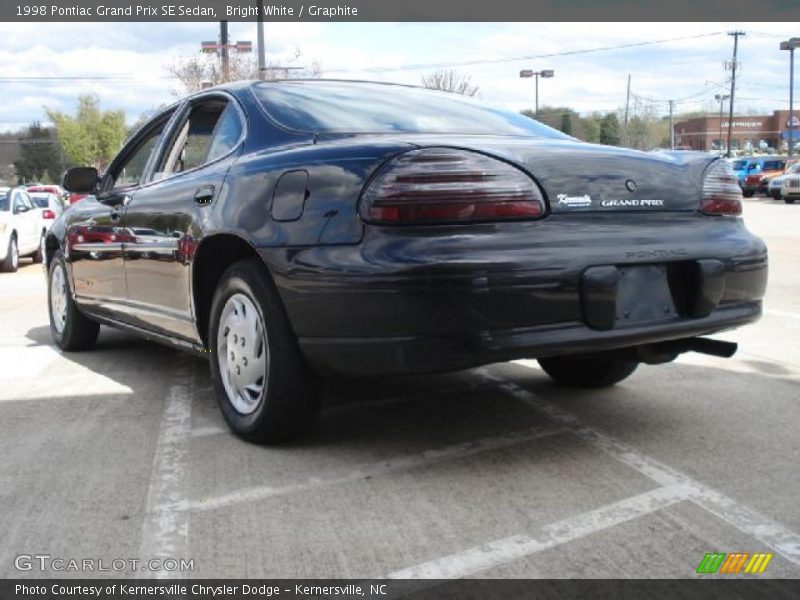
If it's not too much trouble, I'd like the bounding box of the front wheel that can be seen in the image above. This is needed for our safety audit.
[786,198,796,204]
[1,235,18,272]
[209,257,322,443]
[538,354,638,388]
[742,190,755,198]
[48,250,99,350]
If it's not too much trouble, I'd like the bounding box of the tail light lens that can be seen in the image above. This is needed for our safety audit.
[701,160,742,216]
[42,209,56,219]
[361,148,545,224]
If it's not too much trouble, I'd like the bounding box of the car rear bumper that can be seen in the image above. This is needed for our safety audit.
[260,213,768,375]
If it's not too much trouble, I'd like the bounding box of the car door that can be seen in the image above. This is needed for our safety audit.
[120,93,245,342]
[11,189,39,253]
[67,110,174,315]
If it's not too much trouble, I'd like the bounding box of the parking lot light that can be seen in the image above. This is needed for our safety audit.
[520,69,555,116]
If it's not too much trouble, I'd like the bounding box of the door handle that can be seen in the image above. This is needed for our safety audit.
[194,185,215,205]
[109,195,130,222]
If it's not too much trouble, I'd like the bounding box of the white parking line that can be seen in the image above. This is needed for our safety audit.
[481,367,800,566]
[137,357,194,579]
[388,484,689,578]
[185,425,564,513]
[188,425,227,438]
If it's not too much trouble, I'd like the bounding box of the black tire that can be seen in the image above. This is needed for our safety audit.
[32,231,45,264]
[48,250,100,351]
[742,190,754,198]
[538,354,638,388]
[786,198,796,204]
[209,257,322,443]
[1,234,19,272]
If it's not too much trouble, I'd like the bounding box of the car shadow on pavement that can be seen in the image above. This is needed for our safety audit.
[19,323,800,453]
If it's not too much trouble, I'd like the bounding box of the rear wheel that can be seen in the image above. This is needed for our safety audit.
[209,257,322,443]
[742,190,754,198]
[1,235,19,272]
[538,354,638,388]
[48,250,99,350]
[32,231,45,264]
[786,198,796,204]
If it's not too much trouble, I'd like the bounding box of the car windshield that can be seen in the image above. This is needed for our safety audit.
[732,160,747,169]
[254,81,570,138]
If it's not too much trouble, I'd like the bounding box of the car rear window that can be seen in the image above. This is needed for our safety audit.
[732,160,747,169]
[763,160,784,170]
[254,81,569,138]
[30,195,50,207]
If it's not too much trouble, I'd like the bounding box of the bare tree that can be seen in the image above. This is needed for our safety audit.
[420,70,479,97]
[168,47,322,95]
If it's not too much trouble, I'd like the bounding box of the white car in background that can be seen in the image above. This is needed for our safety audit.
[0,186,46,272]
[29,191,66,231]
[768,163,800,200]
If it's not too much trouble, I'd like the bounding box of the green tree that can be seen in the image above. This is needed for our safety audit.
[45,95,127,171]
[560,112,573,136]
[599,113,621,146]
[13,121,63,184]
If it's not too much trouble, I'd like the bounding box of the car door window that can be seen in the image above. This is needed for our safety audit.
[159,99,242,176]
[112,123,167,191]
[12,191,24,213]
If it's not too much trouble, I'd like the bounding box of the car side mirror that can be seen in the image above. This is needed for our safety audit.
[63,166,99,194]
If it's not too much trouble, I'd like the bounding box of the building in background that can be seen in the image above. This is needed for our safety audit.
[675,110,799,153]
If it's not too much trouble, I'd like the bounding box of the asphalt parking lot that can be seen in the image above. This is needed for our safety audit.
[0,197,798,580]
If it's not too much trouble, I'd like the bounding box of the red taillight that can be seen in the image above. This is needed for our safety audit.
[42,209,56,219]
[701,160,742,216]
[361,148,545,224]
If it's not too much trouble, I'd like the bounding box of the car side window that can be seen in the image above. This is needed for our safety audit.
[11,191,23,212]
[159,98,242,176]
[22,192,35,209]
[112,122,167,191]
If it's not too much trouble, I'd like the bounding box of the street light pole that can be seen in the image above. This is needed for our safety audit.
[781,38,799,157]
[257,0,266,80]
[520,69,554,118]
[715,94,730,155]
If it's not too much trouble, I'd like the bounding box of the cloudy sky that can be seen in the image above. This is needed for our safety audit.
[0,21,797,132]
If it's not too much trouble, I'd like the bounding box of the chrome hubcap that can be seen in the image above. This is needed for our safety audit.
[217,293,268,414]
[50,263,67,333]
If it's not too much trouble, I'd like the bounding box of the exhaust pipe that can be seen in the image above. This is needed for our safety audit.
[633,337,738,364]
[681,337,738,358]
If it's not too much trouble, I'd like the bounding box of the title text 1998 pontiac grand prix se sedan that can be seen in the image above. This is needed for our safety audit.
[47,80,768,443]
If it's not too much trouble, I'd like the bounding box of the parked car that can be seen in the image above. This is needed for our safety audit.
[29,191,66,230]
[732,155,786,189]
[741,158,791,197]
[46,80,768,442]
[780,168,800,204]
[27,184,68,204]
[0,186,45,272]
[768,162,800,199]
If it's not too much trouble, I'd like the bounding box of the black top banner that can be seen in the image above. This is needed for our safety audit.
[2,579,800,600]
[2,0,800,22]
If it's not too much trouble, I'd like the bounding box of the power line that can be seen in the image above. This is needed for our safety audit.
[321,32,728,73]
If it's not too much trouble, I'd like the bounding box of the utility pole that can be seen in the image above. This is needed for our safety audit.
[220,20,230,82]
[256,0,266,80]
[726,31,745,158]
[714,94,730,155]
[669,100,675,150]
[780,38,799,157]
[623,74,631,147]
